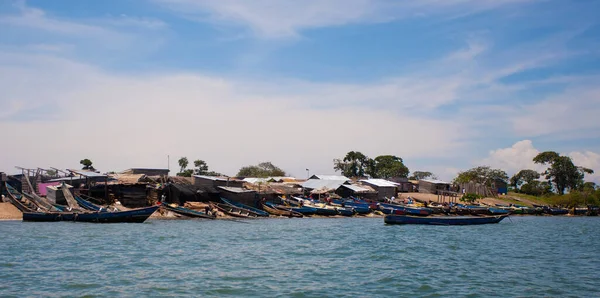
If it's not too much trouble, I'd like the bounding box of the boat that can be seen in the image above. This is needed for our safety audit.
[74,195,114,212]
[336,207,355,216]
[4,182,40,212]
[209,202,258,218]
[487,207,510,215]
[544,207,569,215]
[22,205,160,223]
[384,214,509,225]
[161,204,216,219]
[331,199,371,214]
[262,202,303,218]
[378,203,433,216]
[221,198,269,217]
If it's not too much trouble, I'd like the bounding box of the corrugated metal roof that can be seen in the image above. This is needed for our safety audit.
[243,178,269,184]
[217,186,255,193]
[420,178,451,185]
[360,179,399,187]
[68,169,108,178]
[302,179,347,190]
[310,174,349,181]
[194,175,230,182]
[341,184,375,193]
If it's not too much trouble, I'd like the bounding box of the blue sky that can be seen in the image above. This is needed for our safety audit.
[1,0,599,182]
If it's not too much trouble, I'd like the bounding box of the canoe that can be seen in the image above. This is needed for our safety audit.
[331,200,371,214]
[544,207,569,215]
[4,183,39,212]
[74,196,110,212]
[379,203,433,216]
[336,207,355,217]
[22,205,160,223]
[210,202,258,218]
[221,198,269,217]
[262,203,303,218]
[161,204,216,219]
[487,207,510,215]
[384,214,509,225]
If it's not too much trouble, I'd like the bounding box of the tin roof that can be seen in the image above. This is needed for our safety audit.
[420,178,451,185]
[302,179,347,190]
[217,186,255,193]
[67,169,108,178]
[360,179,399,187]
[309,174,350,181]
[194,175,231,182]
[341,184,375,193]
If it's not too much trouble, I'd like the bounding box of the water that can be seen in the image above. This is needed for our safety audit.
[1,216,599,297]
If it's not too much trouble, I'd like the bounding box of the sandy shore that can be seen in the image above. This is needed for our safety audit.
[0,202,22,220]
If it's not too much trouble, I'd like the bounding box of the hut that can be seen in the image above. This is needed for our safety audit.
[308,174,350,181]
[360,179,399,201]
[494,179,508,195]
[418,179,452,194]
[302,179,349,197]
[388,177,414,192]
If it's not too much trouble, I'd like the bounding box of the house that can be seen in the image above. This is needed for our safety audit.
[302,179,349,195]
[494,179,509,195]
[360,179,399,201]
[388,177,415,192]
[419,179,452,194]
[120,168,170,176]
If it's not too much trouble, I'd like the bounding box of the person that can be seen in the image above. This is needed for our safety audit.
[390,196,395,203]
[204,205,210,215]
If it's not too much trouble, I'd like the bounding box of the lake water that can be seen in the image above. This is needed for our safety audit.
[1,216,599,297]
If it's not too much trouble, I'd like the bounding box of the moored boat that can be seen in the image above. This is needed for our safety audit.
[262,203,303,218]
[210,202,258,218]
[22,205,160,223]
[161,204,216,219]
[384,214,509,225]
[221,198,269,217]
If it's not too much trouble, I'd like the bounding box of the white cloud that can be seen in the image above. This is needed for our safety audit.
[155,0,534,38]
[0,52,470,177]
[570,151,600,184]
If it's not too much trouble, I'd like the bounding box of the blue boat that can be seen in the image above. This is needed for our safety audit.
[221,198,269,217]
[487,207,510,215]
[379,203,433,216]
[384,214,509,225]
[161,204,216,219]
[331,199,371,214]
[336,207,355,216]
[23,205,160,223]
[74,196,110,212]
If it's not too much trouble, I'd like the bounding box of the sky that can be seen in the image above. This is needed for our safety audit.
[1,0,599,182]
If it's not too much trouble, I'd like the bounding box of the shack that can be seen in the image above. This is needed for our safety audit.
[302,179,349,196]
[218,186,258,207]
[335,184,377,200]
[388,177,414,192]
[419,179,452,194]
[360,179,399,201]
[308,174,350,181]
[120,168,170,176]
[192,175,244,189]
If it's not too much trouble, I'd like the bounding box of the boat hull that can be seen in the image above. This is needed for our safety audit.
[23,205,160,223]
[384,214,508,225]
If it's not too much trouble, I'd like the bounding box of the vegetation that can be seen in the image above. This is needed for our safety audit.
[460,193,483,203]
[177,157,221,177]
[46,169,58,177]
[533,151,594,195]
[237,162,286,178]
[409,171,436,180]
[333,151,409,178]
[80,159,95,171]
[453,166,508,186]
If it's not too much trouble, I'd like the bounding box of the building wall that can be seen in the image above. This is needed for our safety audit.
[219,190,259,208]
[192,176,244,189]
[419,181,450,194]
[374,186,396,201]
[123,169,170,176]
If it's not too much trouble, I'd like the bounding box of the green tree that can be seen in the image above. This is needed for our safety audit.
[46,169,58,177]
[178,157,189,174]
[341,151,370,177]
[177,169,194,177]
[236,162,286,178]
[409,171,436,180]
[80,159,95,171]
[520,180,552,196]
[193,160,209,175]
[369,155,409,179]
[454,166,508,186]
[533,151,594,195]
[510,169,541,191]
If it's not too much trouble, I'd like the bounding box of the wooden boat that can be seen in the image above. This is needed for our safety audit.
[221,198,269,217]
[262,203,303,218]
[379,203,433,216]
[210,202,258,218]
[74,195,112,212]
[384,214,509,225]
[487,207,510,215]
[336,207,355,216]
[4,182,40,212]
[161,204,216,219]
[22,205,160,223]
[331,199,371,214]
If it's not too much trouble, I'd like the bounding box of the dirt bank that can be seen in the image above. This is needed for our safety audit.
[0,202,22,220]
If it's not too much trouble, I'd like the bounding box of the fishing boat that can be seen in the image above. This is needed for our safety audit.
[74,195,114,212]
[331,199,371,214]
[378,203,433,216]
[4,183,41,212]
[487,207,510,215]
[210,202,258,218]
[22,205,160,223]
[543,207,569,215]
[221,198,269,217]
[384,214,509,225]
[262,202,303,218]
[161,204,216,219]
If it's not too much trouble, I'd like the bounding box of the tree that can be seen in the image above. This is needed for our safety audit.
[178,157,189,174]
[80,159,95,171]
[193,160,209,175]
[340,151,370,177]
[409,171,436,180]
[236,162,286,178]
[454,166,508,186]
[368,155,409,179]
[533,151,594,195]
[177,169,194,177]
[46,169,58,177]
[510,169,541,191]
[520,180,552,196]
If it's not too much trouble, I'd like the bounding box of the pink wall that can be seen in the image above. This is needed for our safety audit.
[38,182,60,196]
